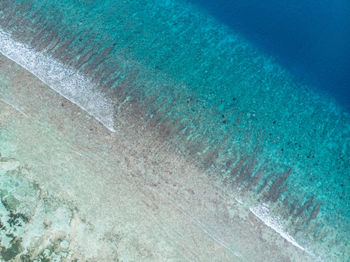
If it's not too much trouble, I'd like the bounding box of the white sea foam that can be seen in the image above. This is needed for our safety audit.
[234,196,243,204]
[250,203,314,256]
[0,29,116,132]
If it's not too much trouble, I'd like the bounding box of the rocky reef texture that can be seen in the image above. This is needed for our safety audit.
[0,54,318,261]
[0,0,349,260]
[0,156,121,261]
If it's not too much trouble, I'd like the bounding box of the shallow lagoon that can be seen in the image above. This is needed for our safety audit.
[0,0,349,260]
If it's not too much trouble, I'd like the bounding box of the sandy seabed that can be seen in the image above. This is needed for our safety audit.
[0,54,315,261]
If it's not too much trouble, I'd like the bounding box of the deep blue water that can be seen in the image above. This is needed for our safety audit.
[190,0,350,109]
[0,0,349,259]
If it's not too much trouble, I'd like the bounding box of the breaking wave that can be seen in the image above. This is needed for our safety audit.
[0,29,116,132]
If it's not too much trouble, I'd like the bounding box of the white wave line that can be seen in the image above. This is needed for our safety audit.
[250,203,314,256]
[0,29,116,132]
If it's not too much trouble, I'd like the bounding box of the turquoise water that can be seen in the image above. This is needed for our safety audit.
[0,0,349,260]
[188,0,350,110]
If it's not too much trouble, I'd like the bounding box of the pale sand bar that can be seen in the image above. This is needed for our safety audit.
[0,54,315,261]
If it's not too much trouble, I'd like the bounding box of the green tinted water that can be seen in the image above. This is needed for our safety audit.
[0,0,349,260]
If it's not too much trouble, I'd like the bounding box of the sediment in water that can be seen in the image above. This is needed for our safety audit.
[0,0,349,260]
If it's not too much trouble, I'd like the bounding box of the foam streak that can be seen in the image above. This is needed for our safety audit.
[250,203,314,256]
[0,29,116,132]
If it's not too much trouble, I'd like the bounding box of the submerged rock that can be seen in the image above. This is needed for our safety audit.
[0,154,120,261]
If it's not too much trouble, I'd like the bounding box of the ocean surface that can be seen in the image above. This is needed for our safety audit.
[0,0,349,261]
[189,0,350,109]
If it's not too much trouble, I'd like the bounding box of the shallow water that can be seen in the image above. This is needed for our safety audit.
[0,0,349,260]
[0,53,316,261]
